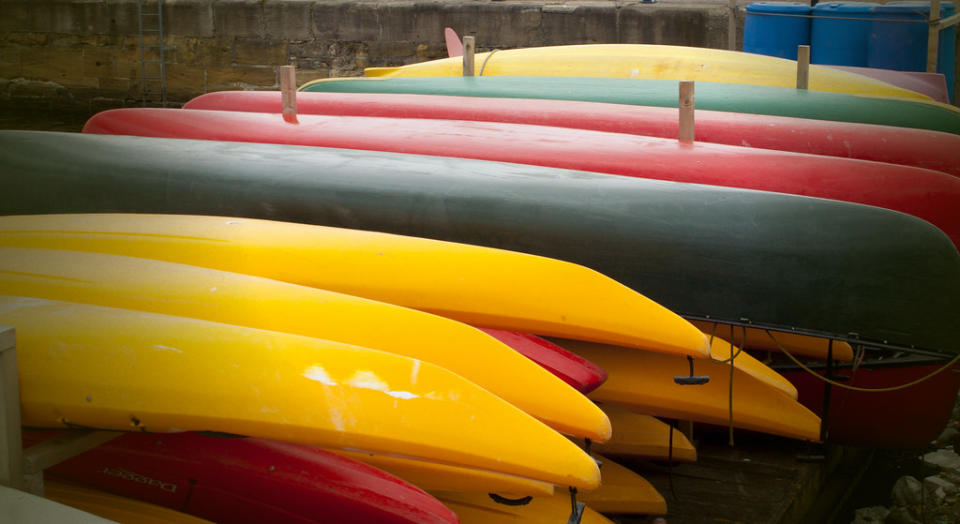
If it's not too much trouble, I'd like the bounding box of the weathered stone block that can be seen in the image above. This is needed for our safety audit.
[83,48,114,78]
[21,47,84,82]
[540,5,617,45]
[262,0,314,40]
[98,76,133,95]
[113,60,141,84]
[4,32,48,46]
[165,0,215,38]
[213,0,263,39]
[476,4,542,48]
[892,476,923,507]
[312,1,380,41]
[206,65,277,90]
[235,38,288,66]
[164,62,206,94]
[619,5,726,48]
[296,68,331,86]
[0,1,32,33]
[0,45,21,78]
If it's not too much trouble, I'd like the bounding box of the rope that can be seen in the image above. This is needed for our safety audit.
[478,49,498,76]
[728,324,738,446]
[765,329,960,392]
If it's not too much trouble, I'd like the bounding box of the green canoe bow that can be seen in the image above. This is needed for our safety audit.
[301,76,960,135]
[2,130,958,355]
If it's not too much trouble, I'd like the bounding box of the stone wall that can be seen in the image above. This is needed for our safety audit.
[0,0,741,112]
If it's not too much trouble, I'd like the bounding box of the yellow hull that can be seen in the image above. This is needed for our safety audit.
[555,339,822,442]
[364,44,929,100]
[45,480,212,523]
[0,246,609,442]
[581,454,666,515]
[431,491,614,524]
[590,404,697,463]
[0,296,600,489]
[708,335,797,399]
[694,320,855,362]
[335,450,555,497]
[0,214,709,358]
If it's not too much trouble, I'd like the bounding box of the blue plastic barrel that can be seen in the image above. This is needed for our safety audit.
[811,2,880,66]
[868,1,956,100]
[744,2,813,60]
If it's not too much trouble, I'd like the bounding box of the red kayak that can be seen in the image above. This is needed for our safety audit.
[777,356,960,448]
[23,431,459,524]
[479,328,608,394]
[184,90,960,177]
[83,108,960,250]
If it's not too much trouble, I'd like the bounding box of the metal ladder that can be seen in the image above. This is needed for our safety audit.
[137,0,167,107]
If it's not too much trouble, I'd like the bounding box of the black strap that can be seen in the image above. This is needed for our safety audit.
[488,493,533,506]
[566,487,585,524]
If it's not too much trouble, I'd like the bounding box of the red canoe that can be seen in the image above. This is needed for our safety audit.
[23,431,459,524]
[480,328,608,394]
[778,357,960,448]
[184,90,960,177]
[83,108,960,250]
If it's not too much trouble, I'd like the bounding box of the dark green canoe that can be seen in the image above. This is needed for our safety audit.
[300,76,960,135]
[2,130,958,355]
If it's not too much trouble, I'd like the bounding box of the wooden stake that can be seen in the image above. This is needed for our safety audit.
[463,36,476,77]
[796,45,810,90]
[280,65,297,123]
[928,0,943,73]
[679,81,695,142]
[0,327,23,491]
[728,0,738,50]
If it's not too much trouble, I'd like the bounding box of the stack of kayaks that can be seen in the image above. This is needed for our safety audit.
[2,41,958,521]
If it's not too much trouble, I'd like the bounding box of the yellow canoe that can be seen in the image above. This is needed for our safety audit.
[590,404,697,463]
[0,214,709,358]
[693,320,855,362]
[364,44,929,100]
[555,339,822,442]
[335,450,555,497]
[431,491,613,524]
[45,480,212,523]
[0,246,609,442]
[0,296,601,489]
[580,454,666,515]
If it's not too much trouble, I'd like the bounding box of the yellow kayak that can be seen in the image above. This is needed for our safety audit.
[590,404,697,463]
[693,320,855,362]
[708,336,797,400]
[45,480,212,523]
[0,246,609,442]
[335,450,555,497]
[555,339,822,442]
[581,454,666,515]
[364,44,929,100]
[0,214,709,358]
[431,491,613,524]
[1,296,600,489]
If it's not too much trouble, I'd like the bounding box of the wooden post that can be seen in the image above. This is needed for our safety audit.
[728,0,738,50]
[280,65,297,124]
[796,45,810,90]
[679,81,695,142]
[462,36,476,77]
[0,327,23,491]
[928,0,942,73]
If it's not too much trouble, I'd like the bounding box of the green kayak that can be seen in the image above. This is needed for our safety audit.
[300,76,960,135]
[2,130,958,355]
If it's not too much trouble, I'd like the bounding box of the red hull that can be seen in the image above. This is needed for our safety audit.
[184,90,960,177]
[779,361,960,448]
[23,431,459,524]
[480,328,608,394]
[83,108,960,250]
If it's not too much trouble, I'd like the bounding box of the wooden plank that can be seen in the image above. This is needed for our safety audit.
[280,64,297,123]
[0,327,23,491]
[463,36,476,77]
[679,81,695,142]
[796,45,810,90]
[928,0,942,73]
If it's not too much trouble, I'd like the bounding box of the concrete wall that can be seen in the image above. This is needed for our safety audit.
[0,0,742,112]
